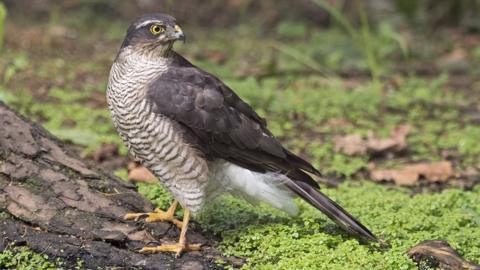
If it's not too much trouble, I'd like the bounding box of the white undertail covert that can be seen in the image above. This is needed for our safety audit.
[209,162,299,216]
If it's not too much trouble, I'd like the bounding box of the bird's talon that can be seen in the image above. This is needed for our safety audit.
[139,243,201,256]
[124,201,183,228]
[124,212,148,221]
[175,244,185,258]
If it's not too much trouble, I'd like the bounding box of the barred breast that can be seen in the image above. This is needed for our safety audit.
[106,50,209,213]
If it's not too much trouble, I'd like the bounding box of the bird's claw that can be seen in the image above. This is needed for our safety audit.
[126,201,200,257]
[139,243,202,257]
[124,209,183,228]
[124,212,148,221]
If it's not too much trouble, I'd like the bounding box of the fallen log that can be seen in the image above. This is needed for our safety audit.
[0,101,222,269]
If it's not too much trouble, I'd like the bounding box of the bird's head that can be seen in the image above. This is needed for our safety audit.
[119,13,185,57]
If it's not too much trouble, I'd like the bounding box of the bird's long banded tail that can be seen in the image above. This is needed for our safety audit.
[285,179,377,242]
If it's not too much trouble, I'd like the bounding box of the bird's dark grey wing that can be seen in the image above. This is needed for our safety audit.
[147,63,376,241]
[147,65,320,185]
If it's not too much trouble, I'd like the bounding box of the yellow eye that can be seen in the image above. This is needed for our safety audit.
[150,24,165,35]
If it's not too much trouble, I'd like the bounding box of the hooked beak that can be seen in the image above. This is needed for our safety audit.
[174,24,186,43]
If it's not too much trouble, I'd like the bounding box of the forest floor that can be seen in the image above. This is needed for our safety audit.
[0,9,479,269]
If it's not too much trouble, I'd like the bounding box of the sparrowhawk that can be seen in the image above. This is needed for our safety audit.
[107,13,376,256]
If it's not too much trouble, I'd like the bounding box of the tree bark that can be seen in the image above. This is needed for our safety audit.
[0,101,223,269]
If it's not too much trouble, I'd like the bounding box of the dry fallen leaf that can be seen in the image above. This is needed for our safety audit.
[419,161,455,182]
[127,162,157,184]
[334,124,411,156]
[370,161,454,186]
[333,134,367,155]
[370,166,419,186]
[437,46,469,67]
[366,124,411,153]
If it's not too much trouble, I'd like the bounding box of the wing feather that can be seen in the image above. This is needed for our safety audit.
[148,65,318,184]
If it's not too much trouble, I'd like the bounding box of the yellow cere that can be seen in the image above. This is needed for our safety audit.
[175,25,182,33]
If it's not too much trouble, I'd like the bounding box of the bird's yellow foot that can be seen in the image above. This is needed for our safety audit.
[124,200,183,228]
[140,243,202,257]
[135,206,201,257]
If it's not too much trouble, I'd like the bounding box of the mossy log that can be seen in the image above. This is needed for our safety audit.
[0,101,221,269]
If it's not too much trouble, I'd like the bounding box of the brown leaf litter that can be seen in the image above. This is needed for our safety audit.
[127,162,157,184]
[369,161,454,186]
[334,124,411,156]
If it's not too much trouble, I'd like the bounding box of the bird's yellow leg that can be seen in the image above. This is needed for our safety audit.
[124,200,183,228]
[139,208,201,257]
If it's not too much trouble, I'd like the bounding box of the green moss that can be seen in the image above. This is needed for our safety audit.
[0,246,92,270]
[135,181,480,269]
[211,183,479,269]
[0,210,10,219]
[136,182,174,211]
[0,3,6,53]
[0,247,63,270]
[113,169,128,181]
